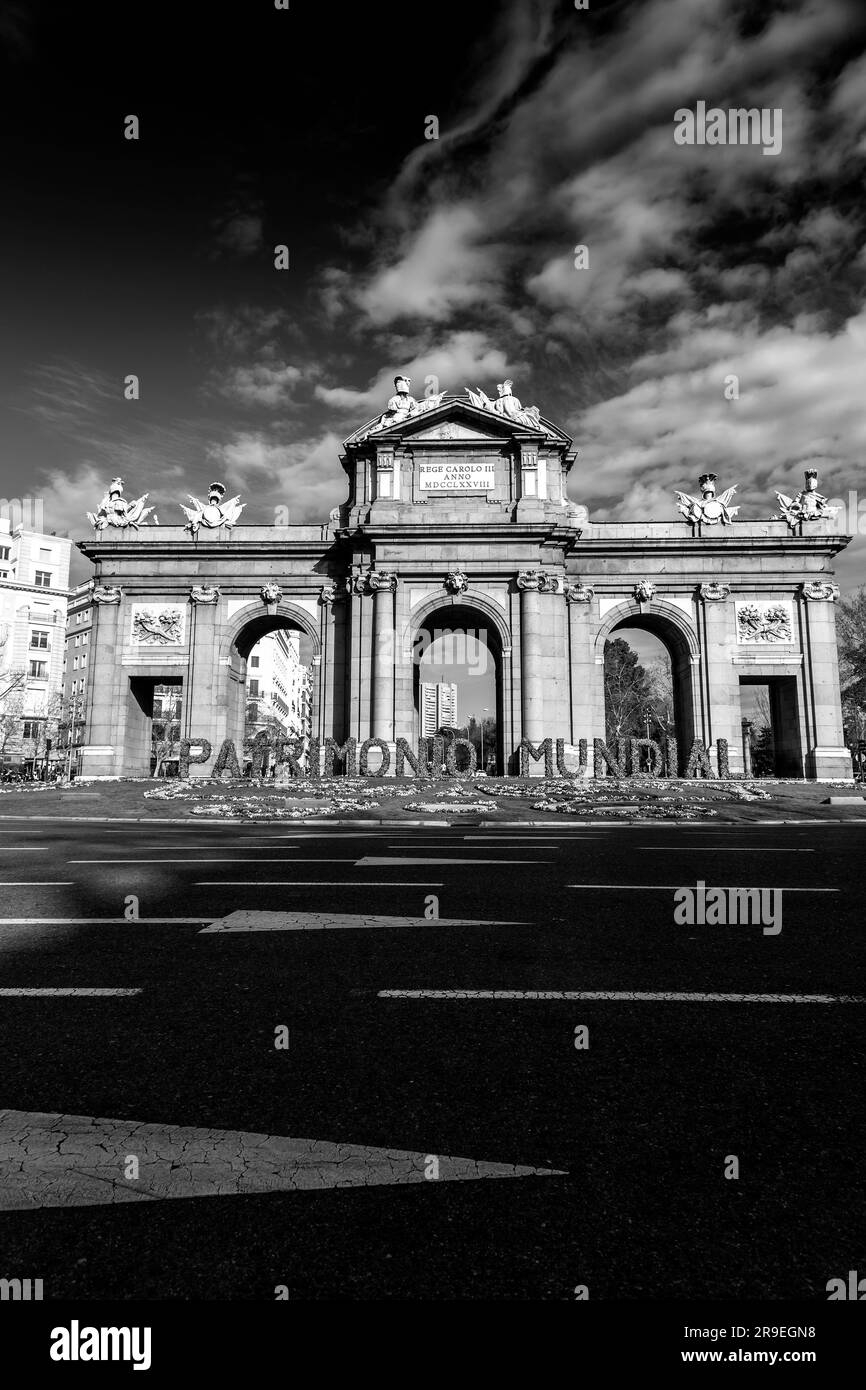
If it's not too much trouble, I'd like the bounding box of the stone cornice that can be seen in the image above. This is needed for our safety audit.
[0,579,69,599]
[572,532,851,559]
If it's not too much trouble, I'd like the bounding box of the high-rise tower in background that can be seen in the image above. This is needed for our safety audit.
[420,681,458,736]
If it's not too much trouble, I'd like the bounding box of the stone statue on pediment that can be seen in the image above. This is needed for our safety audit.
[369,375,446,434]
[87,477,154,530]
[465,380,542,430]
[774,469,838,529]
[180,482,245,536]
[675,473,739,526]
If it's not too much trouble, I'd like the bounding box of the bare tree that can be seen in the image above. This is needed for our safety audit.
[0,671,27,759]
[604,638,653,742]
[754,687,772,732]
[644,660,675,739]
[838,587,866,748]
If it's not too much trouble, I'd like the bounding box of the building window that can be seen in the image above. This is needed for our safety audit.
[22,721,38,739]
[35,570,51,587]
[30,630,50,650]
[82,631,88,644]
[80,652,86,666]
[248,679,259,697]
[250,654,260,668]
[0,546,9,561]
[28,660,48,679]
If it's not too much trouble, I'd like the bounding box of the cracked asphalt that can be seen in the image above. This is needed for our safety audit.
[0,817,863,1300]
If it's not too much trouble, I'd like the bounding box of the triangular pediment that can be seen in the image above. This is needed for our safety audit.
[408,419,498,442]
[345,391,571,449]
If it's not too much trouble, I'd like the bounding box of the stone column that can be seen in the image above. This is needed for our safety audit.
[801,581,852,778]
[393,577,415,743]
[698,583,744,776]
[185,585,221,779]
[80,584,124,777]
[318,582,345,745]
[517,571,546,745]
[370,571,397,743]
[566,582,598,755]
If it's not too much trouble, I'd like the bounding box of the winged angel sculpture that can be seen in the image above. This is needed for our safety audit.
[180,482,245,536]
[675,473,739,526]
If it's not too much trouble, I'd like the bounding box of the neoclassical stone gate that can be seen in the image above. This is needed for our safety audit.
[77,386,853,779]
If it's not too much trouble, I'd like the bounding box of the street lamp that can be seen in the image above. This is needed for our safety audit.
[482,707,489,769]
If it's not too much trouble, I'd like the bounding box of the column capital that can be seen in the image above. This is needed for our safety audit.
[92,585,122,605]
[319,580,349,606]
[189,584,220,604]
[517,569,559,592]
[565,582,594,604]
[368,570,398,593]
[802,580,840,602]
[699,581,730,601]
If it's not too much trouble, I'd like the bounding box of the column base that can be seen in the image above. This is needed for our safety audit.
[78,746,118,778]
[808,747,854,780]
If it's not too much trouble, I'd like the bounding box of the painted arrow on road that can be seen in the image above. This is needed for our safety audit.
[199,911,527,932]
[0,1109,565,1210]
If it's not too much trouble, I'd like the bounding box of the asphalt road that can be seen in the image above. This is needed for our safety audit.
[0,816,863,1301]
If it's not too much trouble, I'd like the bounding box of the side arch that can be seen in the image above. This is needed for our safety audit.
[593,597,701,773]
[219,599,322,664]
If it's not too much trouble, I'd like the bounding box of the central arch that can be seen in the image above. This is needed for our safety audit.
[406,591,512,775]
[594,599,699,773]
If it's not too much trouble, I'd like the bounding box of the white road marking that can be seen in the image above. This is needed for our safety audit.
[68,857,359,864]
[0,883,74,887]
[357,857,552,866]
[0,918,208,925]
[195,881,445,886]
[0,988,142,997]
[0,1109,564,1209]
[200,911,527,933]
[132,843,301,850]
[0,848,43,852]
[387,841,563,848]
[637,846,813,852]
[566,884,838,891]
[378,989,866,1004]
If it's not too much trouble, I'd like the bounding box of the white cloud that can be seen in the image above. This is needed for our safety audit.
[208,430,348,521]
[355,206,500,325]
[571,306,866,523]
[218,363,303,408]
[315,332,515,419]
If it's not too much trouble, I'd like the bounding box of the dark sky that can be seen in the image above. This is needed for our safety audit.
[2,0,865,586]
